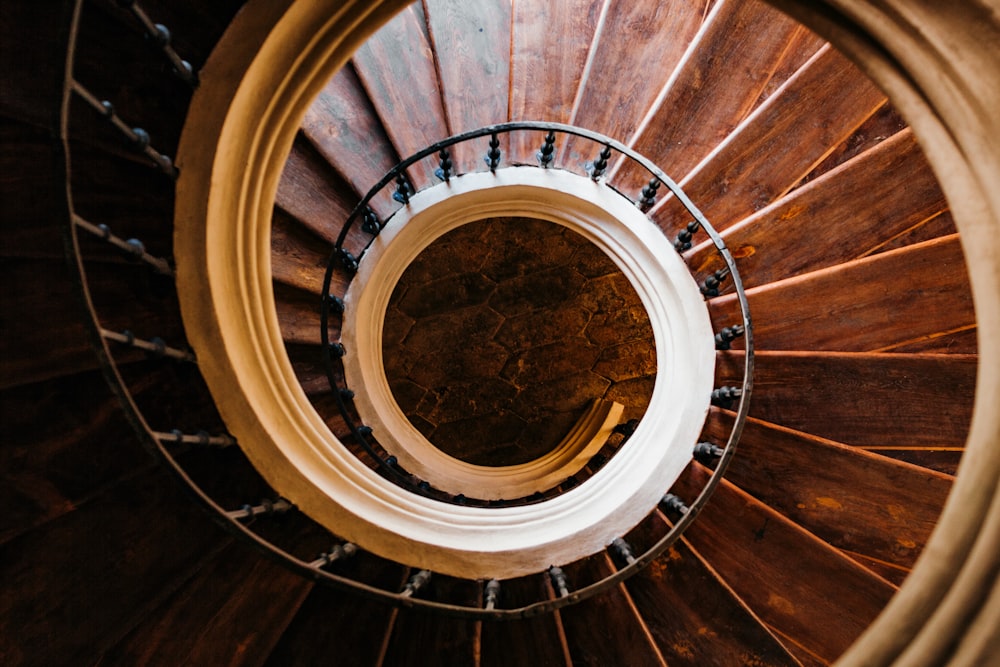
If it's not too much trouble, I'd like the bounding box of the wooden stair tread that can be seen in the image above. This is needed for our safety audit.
[98,540,312,666]
[708,234,976,352]
[688,128,948,289]
[612,0,805,194]
[624,514,802,666]
[715,350,975,449]
[670,464,897,663]
[559,0,710,172]
[271,207,345,297]
[480,576,573,666]
[649,44,886,234]
[424,0,511,174]
[705,408,954,568]
[508,0,602,165]
[352,6,449,189]
[301,64,400,219]
[275,282,327,346]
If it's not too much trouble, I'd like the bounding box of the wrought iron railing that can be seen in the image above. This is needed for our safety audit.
[60,0,752,618]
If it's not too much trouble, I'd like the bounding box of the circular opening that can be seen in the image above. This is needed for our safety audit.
[383,215,656,467]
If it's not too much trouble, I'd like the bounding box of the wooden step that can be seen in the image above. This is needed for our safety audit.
[352,5,449,188]
[480,576,573,666]
[271,207,344,297]
[649,44,886,235]
[670,463,897,664]
[708,234,976,352]
[687,128,948,289]
[508,0,602,165]
[611,0,806,194]
[715,350,975,449]
[275,282,327,346]
[559,0,711,172]
[704,409,953,568]
[424,0,511,175]
[624,513,801,666]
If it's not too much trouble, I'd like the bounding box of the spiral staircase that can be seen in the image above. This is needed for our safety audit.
[3,0,1000,665]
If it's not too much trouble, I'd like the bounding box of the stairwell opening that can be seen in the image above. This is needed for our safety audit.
[382,215,656,468]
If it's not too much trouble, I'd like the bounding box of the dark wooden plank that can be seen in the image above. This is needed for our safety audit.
[750,25,826,110]
[708,235,976,352]
[558,555,666,666]
[868,209,959,257]
[863,449,965,476]
[275,282,326,346]
[612,0,805,195]
[843,550,911,587]
[559,0,710,172]
[687,129,947,289]
[650,45,886,235]
[263,555,408,667]
[424,0,511,174]
[381,574,480,667]
[481,576,571,667]
[300,64,400,217]
[794,101,907,188]
[352,6,448,186]
[704,408,954,568]
[508,0,603,165]
[880,324,977,354]
[715,350,975,449]
[624,514,801,666]
[270,207,345,297]
[670,464,897,664]
[98,541,312,666]
[275,134,362,252]
[0,469,227,666]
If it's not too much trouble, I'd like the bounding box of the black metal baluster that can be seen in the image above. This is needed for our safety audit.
[484,133,502,172]
[326,294,345,315]
[536,131,556,168]
[101,328,196,362]
[693,441,725,466]
[337,248,359,274]
[484,579,501,611]
[587,145,612,181]
[435,147,453,182]
[710,386,743,408]
[115,0,197,86]
[548,566,570,598]
[310,542,358,569]
[610,537,637,566]
[361,207,382,236]
[225,498,294,521]
[673,220,702,252]
[392,172,413,204]
[74,216,173,276]
[700,267,731,297]
[401,569,432,597]
[71,82,179,178]
[155,429,236,448]
[659,493,690,518]
[637,178,661,211]
[714,324,746,350]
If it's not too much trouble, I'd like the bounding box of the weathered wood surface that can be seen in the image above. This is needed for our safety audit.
[670,464,897,664]
[0,469,226,666]
[481,575,572,667]
[715,350,975,449]
[558,554,666,666]
[624,513,801,666]
[508,0,603,165]
[560,0,710,172]
[275,282,327,346]
[301,64,401,215]
[612,0,804,195]
[688,129,947,288]
[750,24,826,110]
[708,235,976,352]
[263,554,408,667]
[98,541,312,667]
[870,209,959,257]
[271,207,342,297]
[794,101,907,188]
[704,408,953,568]
[381,574,481,666]
[843,550,911,587]
[275,135,362,251]
[0,368,156,545]
[649,45,886,235]
[424,0,511,175]
[863,449,965,477]
[352,6,449,186]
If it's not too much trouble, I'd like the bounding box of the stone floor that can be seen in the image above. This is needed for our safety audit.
[383,216,656,466]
